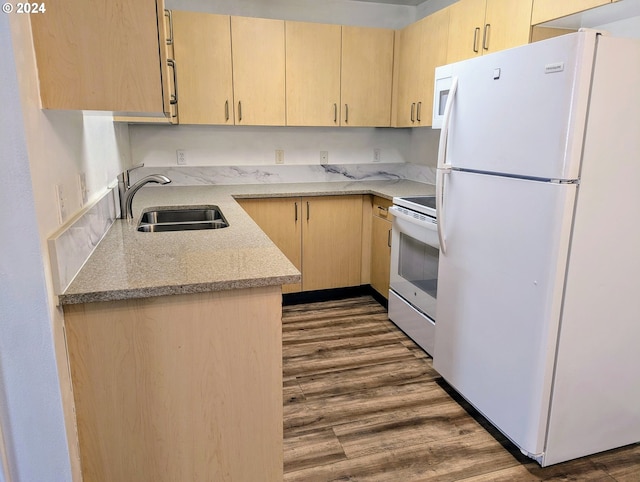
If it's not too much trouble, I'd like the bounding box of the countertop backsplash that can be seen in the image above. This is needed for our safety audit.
[48,187,118,298]
[128,163,436,186]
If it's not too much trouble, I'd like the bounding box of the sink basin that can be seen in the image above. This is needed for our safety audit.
[137,206,229,232]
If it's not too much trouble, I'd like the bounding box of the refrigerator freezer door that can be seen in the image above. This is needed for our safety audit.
[440,31,597,181]
[433,170,576,456]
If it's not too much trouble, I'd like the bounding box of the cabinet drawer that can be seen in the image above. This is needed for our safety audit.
[373,196,393,220]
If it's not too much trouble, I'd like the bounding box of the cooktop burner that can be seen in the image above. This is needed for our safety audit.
[400,196,436,210]
[392,195,437,217]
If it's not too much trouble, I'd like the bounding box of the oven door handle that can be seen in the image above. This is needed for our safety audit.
[389,206,437,230]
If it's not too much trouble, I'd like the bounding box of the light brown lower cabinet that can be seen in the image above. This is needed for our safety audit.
[370,196,393,298]
[237,197,302,293]
[63,286,283,482]
[238,195,363,292]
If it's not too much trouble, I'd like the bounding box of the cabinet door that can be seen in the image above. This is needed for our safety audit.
[446,0,487,64]
[394,21,422,127]
[415,7,450,126]
[302,196,363,291]
[286,22,341,126]
[531,0,610,25]
[231,17,286,126]
[447,0,533,63]
[370,198,393,298]
[341,26,395,127]
[237,198,302,293]
[394,9,449,128]
[31,0,165,112]
[484,0,533,54]
[172,12,234,125]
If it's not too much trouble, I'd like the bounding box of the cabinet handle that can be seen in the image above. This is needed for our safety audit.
[238,101,242,122]
[164,9,174,46]
[224,100,229,121]
[306,201,310,221]
[334,103,337,123]
[410,103,416,122]
[416,101,422,122]
[473,27,480,53]
[344,104,349,124]
[482,24,490,51]
[294,202,298,222]
[378,206,388,217]
[388,229,392,248]
[167,59,178,105]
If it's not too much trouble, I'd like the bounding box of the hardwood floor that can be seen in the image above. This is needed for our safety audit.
[282,296,640,481]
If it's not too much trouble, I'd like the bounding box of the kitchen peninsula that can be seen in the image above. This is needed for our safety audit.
[59,179,433,481]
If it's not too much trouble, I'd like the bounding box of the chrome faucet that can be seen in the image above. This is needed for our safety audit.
[118,164,171,219]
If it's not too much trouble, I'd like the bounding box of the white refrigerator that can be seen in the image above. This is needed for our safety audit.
[432,30,640,466]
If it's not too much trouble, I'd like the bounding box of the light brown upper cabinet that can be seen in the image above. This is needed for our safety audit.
[341,26,395,127]
[446,0,533,64]
[531,0,613,25]
[30,0,171,115]
[172,12,234,125]
[285,23,394,127]
[231,17,286,126]
[393,7,450,128]
[285,22,342,126]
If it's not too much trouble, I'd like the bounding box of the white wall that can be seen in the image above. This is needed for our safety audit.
[416,0,456,19]
[1,16,72,482]
[596,15,640,38]
[4,14,132,482]
[409,127,442,168]
[130,125,413,166]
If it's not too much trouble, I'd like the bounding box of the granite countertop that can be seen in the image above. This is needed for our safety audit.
[59,180,434,305]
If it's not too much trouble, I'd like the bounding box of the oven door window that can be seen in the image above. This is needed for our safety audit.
[392,232,439,320]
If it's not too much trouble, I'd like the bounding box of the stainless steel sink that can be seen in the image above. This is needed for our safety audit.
[137,206,229,232]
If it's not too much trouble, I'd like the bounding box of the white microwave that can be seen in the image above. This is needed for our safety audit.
[432,65,454,129]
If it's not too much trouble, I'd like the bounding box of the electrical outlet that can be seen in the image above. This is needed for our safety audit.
[275,149,285,164]
[320,151,329,165]
[78,172,88,205]
[373,148,381,163]
[55,184,66,224]
[176,149,187,165]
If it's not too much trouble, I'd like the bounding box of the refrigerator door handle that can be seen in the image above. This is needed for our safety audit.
[437,76,458,171]
[436,169,448,254]
[436,76,458,255]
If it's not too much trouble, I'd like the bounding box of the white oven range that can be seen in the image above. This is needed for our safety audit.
[388,195,438,355]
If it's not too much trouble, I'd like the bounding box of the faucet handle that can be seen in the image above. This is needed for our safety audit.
[121,163,145,189]
[127,162,145,174]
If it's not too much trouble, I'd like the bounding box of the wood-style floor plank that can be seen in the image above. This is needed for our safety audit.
[295,358,438,399]
[456,461,617,482]
[283,428,347,473]
[282,296,640,481]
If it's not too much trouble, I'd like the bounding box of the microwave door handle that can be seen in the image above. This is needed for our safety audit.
[436,76,458,255]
